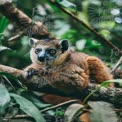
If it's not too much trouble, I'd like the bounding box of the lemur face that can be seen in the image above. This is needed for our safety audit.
[30,38,69,66]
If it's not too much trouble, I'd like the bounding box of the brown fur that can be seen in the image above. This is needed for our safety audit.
[23,39,113,122]
[24,38,113,96]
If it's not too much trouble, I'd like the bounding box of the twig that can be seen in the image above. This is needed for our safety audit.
[2,75,15,89]
[114,108,122,112]
[41,99,78,112]
[8,32,23,42]
[49,0,122,55]
[111,56,122,73]
[3,99,78,120]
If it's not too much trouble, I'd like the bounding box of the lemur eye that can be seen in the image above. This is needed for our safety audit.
[35,48,42,54]
[49,49,56,54]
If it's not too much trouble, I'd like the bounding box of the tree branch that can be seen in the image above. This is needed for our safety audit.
[0,2,55,39]
[0,65,22,76]
[111,56,122,73]
[49,0,122,55]
[0,64,122,107]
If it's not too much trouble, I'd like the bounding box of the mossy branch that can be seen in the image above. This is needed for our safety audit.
[0,2,55,39]
[0,64,122,107]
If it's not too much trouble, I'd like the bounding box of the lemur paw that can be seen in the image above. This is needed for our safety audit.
[27,68,39,79]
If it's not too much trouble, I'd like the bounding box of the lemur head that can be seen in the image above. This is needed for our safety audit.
[29,38,70,66]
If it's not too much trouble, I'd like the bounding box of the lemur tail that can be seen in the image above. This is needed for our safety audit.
[86,56,113,84]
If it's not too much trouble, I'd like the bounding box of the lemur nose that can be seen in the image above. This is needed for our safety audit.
[38,56,45,62]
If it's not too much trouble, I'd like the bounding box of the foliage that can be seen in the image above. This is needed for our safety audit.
[0,84,10,115]
[0,0,122,122]
[0,16,8,42]
[10,93,46,122]
[88,102,118,122]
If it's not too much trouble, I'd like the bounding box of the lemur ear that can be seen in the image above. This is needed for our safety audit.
[60,39,69,53]
[29,38,39,47]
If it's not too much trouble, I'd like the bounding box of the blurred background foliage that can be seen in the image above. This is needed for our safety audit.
[0,0,122,69]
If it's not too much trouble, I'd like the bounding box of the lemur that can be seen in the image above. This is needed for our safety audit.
[22,38,113,95]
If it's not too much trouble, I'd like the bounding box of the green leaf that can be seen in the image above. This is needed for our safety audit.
[21,91,51,109]
[0,16,8,33]
[10,93,46,122]
[56,0,77,11]
[0,46,12,52]
[101,79,122,87]
[64,103,84,122]
[83,79,122,103]
[0,16,8,43]
[89,102,118,122]
[0,84,10,115]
